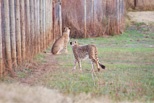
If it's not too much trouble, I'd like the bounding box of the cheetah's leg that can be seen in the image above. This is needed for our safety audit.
[64,41,68,53]
[72,60,77,70]
[78,60,82,71]
[92,58,100,72]
[56,47,63,55]
[90,60,95,73]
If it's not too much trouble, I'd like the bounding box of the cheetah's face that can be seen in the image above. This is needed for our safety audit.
[70,41,77,47]
[64,27,70,33]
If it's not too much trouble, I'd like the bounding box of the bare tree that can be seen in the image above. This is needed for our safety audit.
[4,0,13,72]
[20,0,26,62]
[16,0,22,64]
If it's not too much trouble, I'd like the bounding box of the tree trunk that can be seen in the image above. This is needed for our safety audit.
[16,0,22,64]
[20,0,26,62]
[10,0,17,67]
[4,0,13,72]
[0,0,3,77]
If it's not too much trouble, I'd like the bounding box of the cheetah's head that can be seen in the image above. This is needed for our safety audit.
[70,41,78,47]
[64,27,71,33]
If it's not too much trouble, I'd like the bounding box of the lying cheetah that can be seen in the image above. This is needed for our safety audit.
[51,27,70,55]
[70,41,106,72]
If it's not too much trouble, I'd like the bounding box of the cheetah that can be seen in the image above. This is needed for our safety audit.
[51,27,70,55]
[70,41,106,72]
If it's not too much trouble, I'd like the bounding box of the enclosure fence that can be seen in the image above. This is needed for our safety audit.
[62,0,125,38]
[0,0,62,77]
[127,0,154,10]
[0,0,126,77]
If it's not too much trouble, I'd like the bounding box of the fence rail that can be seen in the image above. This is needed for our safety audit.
[0,0,62,77]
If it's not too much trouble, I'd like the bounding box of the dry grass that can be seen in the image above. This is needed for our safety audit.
[0,83,147,103]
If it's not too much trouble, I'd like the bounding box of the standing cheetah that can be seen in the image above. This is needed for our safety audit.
[70,41,105,72]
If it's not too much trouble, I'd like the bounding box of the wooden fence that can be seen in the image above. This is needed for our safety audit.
[127,0,154,10]
[0,0,62,77]
[62,0,125,38]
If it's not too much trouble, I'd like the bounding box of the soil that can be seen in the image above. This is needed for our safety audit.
[128,11,154,25]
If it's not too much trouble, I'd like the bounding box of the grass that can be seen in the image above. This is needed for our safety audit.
[37,27,154,102]
[1,25,154,102]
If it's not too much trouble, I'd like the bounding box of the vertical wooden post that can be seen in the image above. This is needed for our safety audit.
[4,0,12,72]
[25,0,31,59]
[37,0,40,52]
[134,0,138,8]
[50,0,53,44]
[34,0,38,53]
[20,0,26,62]
[40,0,43,51]
[117,0,119,34]
[16,0,22,64]
[30,0,34,56]
[0,0,3,77]
[34,0,36,54]
[84,0,87,38]
[91,0,95,35]
[10,0,17,67]
[43,0,46,50]
[40,0,42,51]
[52,1,55,41]
[59,0,62,36]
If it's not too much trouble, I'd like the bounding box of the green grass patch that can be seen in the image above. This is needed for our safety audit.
[32,28,154,102]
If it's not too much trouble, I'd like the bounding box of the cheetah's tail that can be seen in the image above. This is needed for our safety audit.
[99,63,106,69]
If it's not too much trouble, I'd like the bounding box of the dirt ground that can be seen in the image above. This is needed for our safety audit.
[128,11,154,25]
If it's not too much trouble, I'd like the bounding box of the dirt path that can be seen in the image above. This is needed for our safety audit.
[128,11,154,24]
[18,53,59,85]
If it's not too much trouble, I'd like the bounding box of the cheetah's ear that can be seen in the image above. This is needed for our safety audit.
[70,42,72,45]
